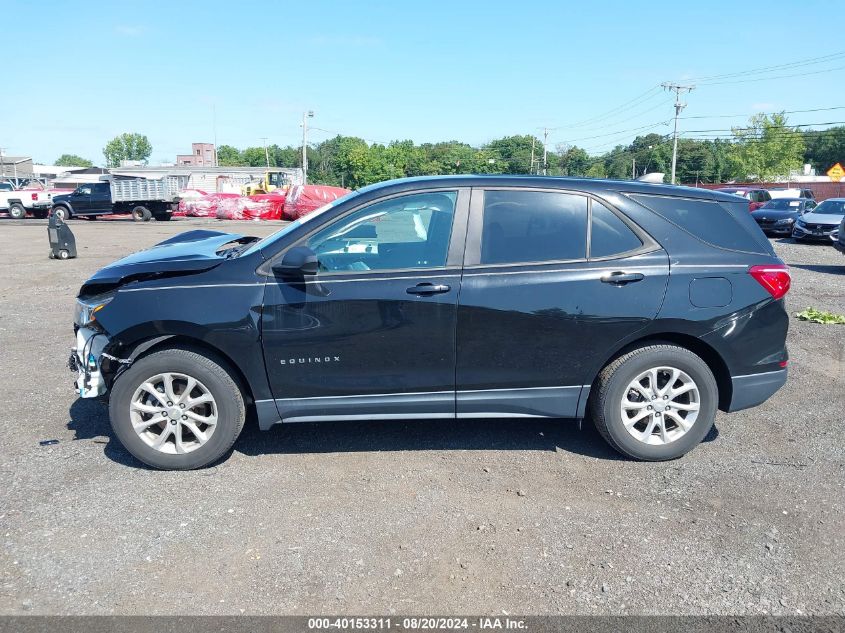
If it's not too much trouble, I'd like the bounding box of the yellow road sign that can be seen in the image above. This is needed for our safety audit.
[826,163,845,182]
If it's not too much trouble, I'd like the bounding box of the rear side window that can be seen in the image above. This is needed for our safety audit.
[629,193,772,254]
[480,190,587,264]
[590,201,642,258]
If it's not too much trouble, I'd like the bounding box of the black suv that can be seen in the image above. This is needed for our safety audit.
[71,176,790,470]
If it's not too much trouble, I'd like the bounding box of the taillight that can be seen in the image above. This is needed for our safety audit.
[31,193,38,200]
[749,264,791,299]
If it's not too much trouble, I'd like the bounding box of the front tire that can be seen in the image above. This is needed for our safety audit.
[589,344,718,461]
[52,205,70,220]
[109,347,246,470]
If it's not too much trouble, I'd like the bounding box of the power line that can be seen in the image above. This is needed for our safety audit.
[553,85,664,130]
[683,50,845,83]
[681,105,845,120]
[697,63,845,86]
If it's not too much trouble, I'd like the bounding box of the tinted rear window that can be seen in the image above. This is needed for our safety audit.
[629,194,773,254]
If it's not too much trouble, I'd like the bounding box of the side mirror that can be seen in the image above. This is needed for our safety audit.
[272,246,319,277]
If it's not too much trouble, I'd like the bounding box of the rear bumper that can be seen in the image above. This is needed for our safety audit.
[727,368,787,412]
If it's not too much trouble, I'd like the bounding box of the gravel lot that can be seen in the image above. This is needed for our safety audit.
[0,217,843,615]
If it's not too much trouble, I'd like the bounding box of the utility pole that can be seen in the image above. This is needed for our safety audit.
[632,157,636,179]
[542,128,549,176]
[212,104,218,167]
[530,137,536,175]
[260,137,270,167]
[662,82,694,185]
[301,110,314,185]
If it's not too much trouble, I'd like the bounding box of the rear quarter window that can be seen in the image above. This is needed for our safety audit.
[628,193,774,255]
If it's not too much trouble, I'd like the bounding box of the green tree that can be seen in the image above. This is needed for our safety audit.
[102,133,152,167]
[216,145,245,166]
[54,154,93,167]
[556,145,591,176]
[803,126,845,173]
[728,113,805,181]
[485,135,541,174]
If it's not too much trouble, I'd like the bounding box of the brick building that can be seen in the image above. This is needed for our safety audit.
[176,143,216,167]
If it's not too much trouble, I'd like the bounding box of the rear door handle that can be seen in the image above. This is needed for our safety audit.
[406,283,451,295]
[601,271,645,285]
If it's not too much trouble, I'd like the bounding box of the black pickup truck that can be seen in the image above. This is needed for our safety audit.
[51,176,185,221]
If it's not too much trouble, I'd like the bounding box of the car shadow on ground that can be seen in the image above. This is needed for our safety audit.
[790,263,844,275]
[68,398,720,469]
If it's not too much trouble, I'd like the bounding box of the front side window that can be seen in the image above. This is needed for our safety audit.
[480,190,587,265]
[307,191,457,272]
[590,201,642,258]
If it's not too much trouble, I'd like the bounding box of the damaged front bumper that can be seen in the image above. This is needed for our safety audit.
[70,326,109,398]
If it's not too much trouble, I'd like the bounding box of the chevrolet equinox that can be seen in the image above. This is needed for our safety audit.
[70,176,790,470]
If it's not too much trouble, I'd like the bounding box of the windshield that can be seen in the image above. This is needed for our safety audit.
[268,172,288,187]
[763,199,802,210]
[239,189,362,257]
[810,200,845,215]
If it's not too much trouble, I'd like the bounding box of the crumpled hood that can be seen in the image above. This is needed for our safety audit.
[800,212,844,226]
[84,230,246,287]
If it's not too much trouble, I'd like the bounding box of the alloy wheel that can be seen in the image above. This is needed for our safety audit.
[129,372,218,454]
[620,366,700,445]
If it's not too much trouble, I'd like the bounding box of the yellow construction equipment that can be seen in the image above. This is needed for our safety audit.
[241,170,291,196]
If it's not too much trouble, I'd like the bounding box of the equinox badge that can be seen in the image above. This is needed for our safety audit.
[281,356,341,365]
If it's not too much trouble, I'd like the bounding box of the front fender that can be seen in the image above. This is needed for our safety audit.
[95,281,273,401]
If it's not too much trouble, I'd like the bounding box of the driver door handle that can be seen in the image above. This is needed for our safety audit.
[601,271,645,285]
[406,283,451,295]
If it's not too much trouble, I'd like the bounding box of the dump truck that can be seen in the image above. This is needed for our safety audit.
[50,171,190,221]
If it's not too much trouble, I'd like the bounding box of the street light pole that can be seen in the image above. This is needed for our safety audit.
[302,110,314,185]
[260,137,270,168]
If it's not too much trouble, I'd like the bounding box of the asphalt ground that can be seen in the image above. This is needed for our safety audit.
[0,216,843,615]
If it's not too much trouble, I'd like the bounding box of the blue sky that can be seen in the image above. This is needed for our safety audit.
[3,0,844,165]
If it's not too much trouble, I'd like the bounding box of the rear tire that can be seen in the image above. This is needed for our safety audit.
[153,212,172,221]
[589,344,718,461]
[58,249,70,260]
[132,206,152,222]
[109,347,246,470]
[8,203,26,219]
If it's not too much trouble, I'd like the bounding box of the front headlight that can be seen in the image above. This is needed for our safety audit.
[776,218,795,225]
[74,294,114,327]
[795,219,806,228]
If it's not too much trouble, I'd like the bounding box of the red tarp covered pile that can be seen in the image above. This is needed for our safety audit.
[283,185,350,220]
[179,192,287,220]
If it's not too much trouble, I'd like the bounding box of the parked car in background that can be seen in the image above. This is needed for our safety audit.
[51,172,189,221]
[768,188,815,201]
[751,198,816,236]
[0,181,14,192]
[792,198,845,242]
[70,176,790,469]
[715,187,772,211]
[0,187,55,219]
[831,217,845,254]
